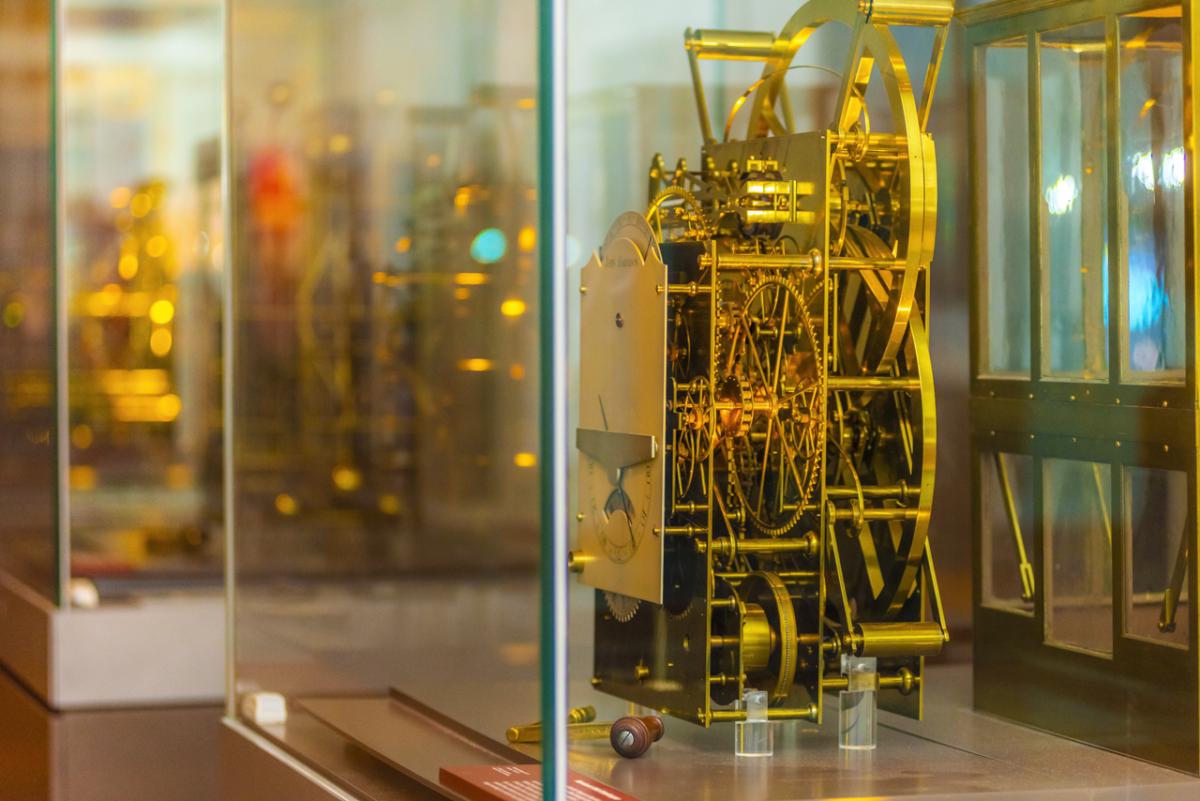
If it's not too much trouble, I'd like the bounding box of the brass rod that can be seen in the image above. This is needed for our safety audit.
[710,706,817,722]
[715,569,819,581]
[830,507,919,522]
[507,721,616,744]
[1159,533,1189,633]
[828,376,921,391]
[667,282,713,295]
[828,257,910,271]
[827,483,918,500]
[993,452,1034,601]
[685,29,716,145]
[918,22,949,130]
[1091,461,1112,548]
[708,253,820,271]
[822,672,920,691]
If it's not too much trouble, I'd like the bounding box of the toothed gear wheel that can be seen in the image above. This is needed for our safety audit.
[738,571,799,704]
[647,186,708,242]
[604,591,641,623]
[718,275,824,537]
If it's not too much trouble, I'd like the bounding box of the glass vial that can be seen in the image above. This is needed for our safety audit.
[839,656,878,750]
[735,689,773,757]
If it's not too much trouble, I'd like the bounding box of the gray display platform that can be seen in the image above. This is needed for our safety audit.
[0,568,224,709]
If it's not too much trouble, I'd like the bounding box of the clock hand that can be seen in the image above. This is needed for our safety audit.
[621,487,636,545]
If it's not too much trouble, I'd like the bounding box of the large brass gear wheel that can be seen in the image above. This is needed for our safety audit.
[742,0,937,375]
[718,275,823,537]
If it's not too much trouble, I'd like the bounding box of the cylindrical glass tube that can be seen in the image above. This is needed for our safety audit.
[839,656,878,750]
[735,689,773,757]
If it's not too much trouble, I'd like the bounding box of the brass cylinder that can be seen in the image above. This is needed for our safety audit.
[741,604,774,672]
[864,0,954,26]
[853,622,945,658]
[686,29,782,61]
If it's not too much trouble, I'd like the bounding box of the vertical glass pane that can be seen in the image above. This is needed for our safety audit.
[1040,22,1108,379]
[980,452,1035,614]
[0,1,57,601]
[977,38,1031,377]
[61,1,224,590]
[1119,7,1185,381]
[1125,466,1188,647]
[230,0,541,781]
[1045,458,1113,654]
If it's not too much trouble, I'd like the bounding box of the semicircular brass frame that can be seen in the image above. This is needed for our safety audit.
[738,0,933,376]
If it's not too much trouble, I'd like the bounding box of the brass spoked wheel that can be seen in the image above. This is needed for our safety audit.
[672,376,712,501]
[740,0,936,375]
[829,314,934,619]
[719,276,823,537]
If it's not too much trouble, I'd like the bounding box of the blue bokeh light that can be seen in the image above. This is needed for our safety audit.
[470,228,508,264]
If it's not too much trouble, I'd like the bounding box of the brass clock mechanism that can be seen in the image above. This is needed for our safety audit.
[574,0,952,728]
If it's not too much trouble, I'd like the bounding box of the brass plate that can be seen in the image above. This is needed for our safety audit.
[577,217,668,603]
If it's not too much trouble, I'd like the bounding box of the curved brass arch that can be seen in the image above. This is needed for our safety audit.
[739,0,931,376]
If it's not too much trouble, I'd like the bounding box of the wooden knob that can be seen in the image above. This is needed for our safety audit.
[609,715,665,759]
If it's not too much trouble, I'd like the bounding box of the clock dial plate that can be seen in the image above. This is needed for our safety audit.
[576,218,667,604]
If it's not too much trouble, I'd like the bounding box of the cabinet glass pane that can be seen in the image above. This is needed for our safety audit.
[0,1,57,602]
[62,0,224,587]
[977,38,1030,377]
[1040,22,1108,380]
[981,452,1035,614]
[1045,458,1113,655]
[1125,466,1188,647]
[229,0,541,776]
[1119,8,1185,382]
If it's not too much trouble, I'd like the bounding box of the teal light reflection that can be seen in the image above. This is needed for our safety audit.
[471,228,507,264]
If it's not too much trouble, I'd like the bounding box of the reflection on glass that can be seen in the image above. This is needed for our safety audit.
[978,38,1030,377]
[1040,22,1108,380]
[1126,466,1188,647]
[1119,7,1185,381]
[62,0,224,587]
[1045,458,1113,655]
[0,1,57,601]
[981,452,1035,614]
[230,0,540,756]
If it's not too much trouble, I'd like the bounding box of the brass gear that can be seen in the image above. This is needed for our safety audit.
[646,186,708,243]
[603,591,641,623]
[719,275,824,537]
[737,571,799,704]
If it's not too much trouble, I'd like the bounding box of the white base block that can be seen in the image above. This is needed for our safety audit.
[0,569,224,709]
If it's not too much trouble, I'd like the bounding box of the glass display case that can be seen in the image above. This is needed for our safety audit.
[0,0,224,709]
[224,0,546,792]
[223,1,1200,800]
[223,1,989,798]
[965,0,1199,773]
